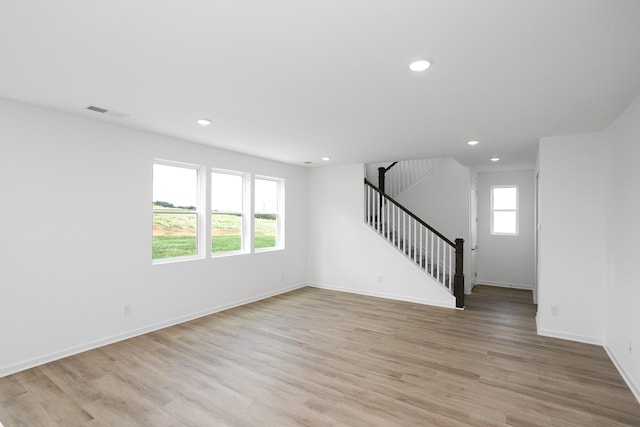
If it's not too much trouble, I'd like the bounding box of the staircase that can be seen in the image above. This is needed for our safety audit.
[364,178,464,308]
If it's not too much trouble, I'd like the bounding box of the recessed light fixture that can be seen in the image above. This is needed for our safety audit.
[490,157,501,162]
[197,118,212,126]
[321,157,332,161]
[409,59,431,72]
[467,140,479,146]
[304,161,313,165]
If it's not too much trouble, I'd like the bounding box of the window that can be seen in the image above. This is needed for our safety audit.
[491,185,518,235]
[152,163,285,261]
[211,170,247,254]
[254,177,283,250]
[152,162,202,261]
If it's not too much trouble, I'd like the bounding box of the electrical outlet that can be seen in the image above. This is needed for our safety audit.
[629,341,633,354]
[551,306,560,316]
[378,275,383,282]
[123,304,132,316]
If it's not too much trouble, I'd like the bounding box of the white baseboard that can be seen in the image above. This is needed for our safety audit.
[0,283,307,379]
[536,324,603,346]
[604,344,640,404]
[308,283,455,309]
[476,280,533,290]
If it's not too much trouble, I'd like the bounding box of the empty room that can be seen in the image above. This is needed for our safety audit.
[1,1,640,425]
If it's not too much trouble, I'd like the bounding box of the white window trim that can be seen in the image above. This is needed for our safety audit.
[152,160,206,264]
[210,168,251,257]
[152,162,286,262]
[490,184,519,236]
[254,175,285,252]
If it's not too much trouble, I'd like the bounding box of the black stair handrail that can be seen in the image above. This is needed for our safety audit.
[365,178,455,247]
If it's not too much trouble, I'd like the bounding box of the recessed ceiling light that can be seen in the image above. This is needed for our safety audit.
[409,59,431,72]
[321,157,332,161]
[490,157,501,162]
[467,140,479,146]
[197,118,212,126]
[304,161,313,165]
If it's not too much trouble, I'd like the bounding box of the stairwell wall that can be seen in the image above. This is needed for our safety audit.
[393,158,472,293]
[307,164,456,308]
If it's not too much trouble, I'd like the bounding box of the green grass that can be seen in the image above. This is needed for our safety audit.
[152,236,197,259]
[255,235,276,249]
[254,214,276,249]
[211,235,276,252]
[153,212,279,259]
[212,235,242,252]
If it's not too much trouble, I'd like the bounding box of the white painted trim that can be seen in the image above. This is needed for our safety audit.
[490,184,519,236]
[536,325,603,346]
[604,344,640,404]
[0,283,307,379]
[308,283,455,309]
[476,280,533,290]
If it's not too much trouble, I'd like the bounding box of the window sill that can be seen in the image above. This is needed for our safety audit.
[254,246,284,253]
[211,250,250,258]
[152,255,203,265]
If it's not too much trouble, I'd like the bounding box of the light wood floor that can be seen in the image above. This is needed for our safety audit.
[1,285,639,426]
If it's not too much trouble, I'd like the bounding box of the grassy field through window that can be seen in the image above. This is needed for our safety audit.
[152,209,197,260]
[153,210,276,259]
[212,213,242,253]
[254,214,277,249]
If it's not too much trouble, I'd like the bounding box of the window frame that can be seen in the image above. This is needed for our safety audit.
[490,185,519,236]
[152,162,286,262]
[152,160,205,264]
[210,168,250,257]
[254,175,285,252]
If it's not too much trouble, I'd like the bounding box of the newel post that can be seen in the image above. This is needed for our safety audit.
[454,238,465,309]
[376,167,387,233]
[378,167,386,194]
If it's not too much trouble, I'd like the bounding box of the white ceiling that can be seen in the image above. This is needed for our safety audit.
[2,0,640,170]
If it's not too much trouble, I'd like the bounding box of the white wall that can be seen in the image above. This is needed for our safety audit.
[307,164,455,308]
[476,170,535,290]
[537,134,607,344]
[0,98,308,376]
[538,93,640,400]
[394,158,472,292]
[604,92,640,400]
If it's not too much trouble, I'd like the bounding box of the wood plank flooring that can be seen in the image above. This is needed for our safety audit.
[1,285,639,426]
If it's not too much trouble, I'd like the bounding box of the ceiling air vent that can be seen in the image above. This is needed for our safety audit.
[86,105,129,118]
[87,105,108,113]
